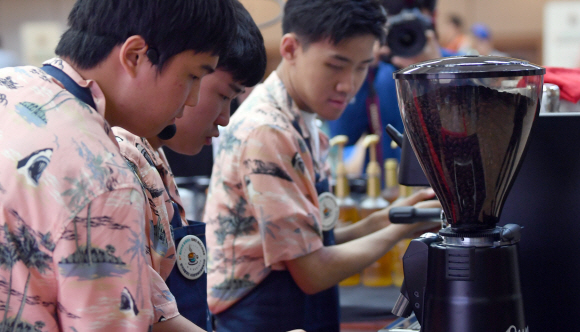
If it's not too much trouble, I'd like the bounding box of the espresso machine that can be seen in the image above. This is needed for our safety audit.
[390,56,545,332]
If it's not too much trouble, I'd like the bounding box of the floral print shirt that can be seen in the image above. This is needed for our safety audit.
[113,128,187,323]
[0,59,153,331]
[204,72,331,314]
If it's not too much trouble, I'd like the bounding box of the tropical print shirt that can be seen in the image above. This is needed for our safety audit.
[204,72,331,314]
[0,59,153,331]
[113,128,187,323]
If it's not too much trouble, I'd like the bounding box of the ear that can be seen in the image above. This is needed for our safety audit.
[279,33,301,64]
[119,35,150,78]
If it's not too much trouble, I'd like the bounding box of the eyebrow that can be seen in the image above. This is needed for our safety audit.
[331,54,374,65]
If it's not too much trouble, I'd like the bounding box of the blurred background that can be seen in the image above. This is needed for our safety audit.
[2,0,580,70]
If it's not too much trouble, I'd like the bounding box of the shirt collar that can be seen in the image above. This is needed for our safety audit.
[264,71,312,141]
[43,58,108,119]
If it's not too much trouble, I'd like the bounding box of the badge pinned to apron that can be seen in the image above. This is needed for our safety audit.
[177,235,207,280]
[318,192,339,231]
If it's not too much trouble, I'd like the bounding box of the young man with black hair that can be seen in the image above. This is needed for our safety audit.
[203,0,440,331]
[328,0,453,171]
[111,2,266,331]
[0,0,236,330]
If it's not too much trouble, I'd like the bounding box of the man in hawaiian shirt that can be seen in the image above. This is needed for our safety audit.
[114,2,267,330]
[203,0,441,331]
[0,0,236,330]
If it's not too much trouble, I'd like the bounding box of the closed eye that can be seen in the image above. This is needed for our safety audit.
[326,63,343,70]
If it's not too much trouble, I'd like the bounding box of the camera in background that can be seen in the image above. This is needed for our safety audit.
[382,0,436,58]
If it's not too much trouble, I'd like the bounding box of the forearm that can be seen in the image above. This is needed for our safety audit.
[334,189,438,244]
[152,315,205,332]
[286,224,405,294]
[334,213,382,244]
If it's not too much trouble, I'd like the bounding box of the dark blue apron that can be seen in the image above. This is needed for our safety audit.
[214,120,340,332]
[165,202,213,331]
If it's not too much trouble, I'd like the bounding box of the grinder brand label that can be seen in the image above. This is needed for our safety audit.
[176,235,206,280]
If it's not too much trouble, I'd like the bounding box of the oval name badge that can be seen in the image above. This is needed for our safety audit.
[176,235,207,280]
[318,192,339,231]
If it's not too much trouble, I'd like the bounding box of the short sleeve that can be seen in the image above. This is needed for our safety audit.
[240,125,324,267]
[54,188,154,331]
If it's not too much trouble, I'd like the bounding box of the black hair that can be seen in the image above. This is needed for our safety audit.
[282,0,387,47]
[55,0,237,72]
[217,1,267,87]
[381,0,437,16]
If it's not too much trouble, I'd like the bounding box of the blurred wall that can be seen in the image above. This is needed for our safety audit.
[0,0,75,65]
[437,0,580,65]
[1,0,578,69]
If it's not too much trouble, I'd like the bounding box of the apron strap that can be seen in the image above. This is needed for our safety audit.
[41,65,97,110]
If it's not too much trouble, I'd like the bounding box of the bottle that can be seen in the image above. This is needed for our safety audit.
[391,184,414,287]
[381,158,400,203]
[331,135,362,286]
[360,135,393,287]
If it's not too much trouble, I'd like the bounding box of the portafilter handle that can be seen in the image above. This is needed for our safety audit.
[389,206,443,224]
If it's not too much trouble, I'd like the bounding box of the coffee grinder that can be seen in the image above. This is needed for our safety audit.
[390,56,545,332]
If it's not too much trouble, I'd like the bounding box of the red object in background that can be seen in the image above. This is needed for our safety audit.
[544,67,580,103]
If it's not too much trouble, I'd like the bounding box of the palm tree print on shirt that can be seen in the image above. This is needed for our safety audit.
[243,160,293,182]
[15,90,77,127]
[211,196,257,300]
[125,229,147,309]
[0,214,55,332]
[58,203,130,281]
[217,120,244,156]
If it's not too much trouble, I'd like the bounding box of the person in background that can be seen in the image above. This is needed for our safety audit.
[439,13,471,54]
[120,1,267,330]
[469,23,509,57]
[203,0,441,331]
[0,0,235,330]
[327,0,451,176]
[110,0,241,331]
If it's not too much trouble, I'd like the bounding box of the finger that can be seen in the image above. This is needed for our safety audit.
[414,199,442,209]
[391,188,435,208]
[425,29,437,42]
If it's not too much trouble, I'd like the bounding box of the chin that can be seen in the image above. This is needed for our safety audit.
[320,109,344,121]
[187,145,203,156]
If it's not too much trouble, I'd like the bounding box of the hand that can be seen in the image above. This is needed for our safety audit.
[370,188,437,229]
[369,188,441,240]
[390,30,442,69]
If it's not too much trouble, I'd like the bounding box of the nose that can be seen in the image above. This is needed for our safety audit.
[215,104,231,127]
[335,72,356,95]
[185,82,201,108]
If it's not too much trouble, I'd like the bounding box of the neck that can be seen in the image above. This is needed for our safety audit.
[147,136,163,150]
[276,61,312,113]
[62,53,120,126]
